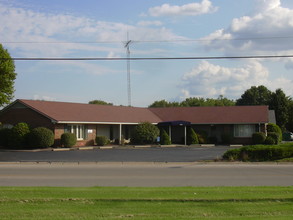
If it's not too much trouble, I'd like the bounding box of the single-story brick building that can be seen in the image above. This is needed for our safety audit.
[0,99,274,146]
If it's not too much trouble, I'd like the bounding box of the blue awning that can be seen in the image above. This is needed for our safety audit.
[158,120,191,126]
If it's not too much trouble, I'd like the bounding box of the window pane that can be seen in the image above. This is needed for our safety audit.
[234,125,255,137]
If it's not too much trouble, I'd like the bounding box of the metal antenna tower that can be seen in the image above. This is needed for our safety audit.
[124,33,132,106]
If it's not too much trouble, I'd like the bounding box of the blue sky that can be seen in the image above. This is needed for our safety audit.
[1,0,293,106]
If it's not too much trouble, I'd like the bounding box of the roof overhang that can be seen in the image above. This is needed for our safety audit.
[56,121,158,125]
[158,120,191,126]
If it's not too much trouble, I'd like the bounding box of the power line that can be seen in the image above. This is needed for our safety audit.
[2,54,293,61]
[2,36,293,44]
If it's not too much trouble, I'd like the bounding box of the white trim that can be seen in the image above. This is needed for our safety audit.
[57,121,158,125]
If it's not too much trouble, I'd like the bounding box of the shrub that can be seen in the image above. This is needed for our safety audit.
[96,136,109,146]
[0,128,12,147]
[28,127,54,148]
[267,123,282,143]
[197,131,208,144]
[265,132,280,145]
[61,133,77,148]
[187,128,199,145]
[222,148,241,161]
[131,122,159,145]
[252,132,266,145]
[223,145,293,162]
[9,122,30,148]
[221,134,231,144]
[265,136,275,145]
[160,129,171,145]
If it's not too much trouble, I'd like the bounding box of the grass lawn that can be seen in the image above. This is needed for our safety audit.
[0,187,292,219]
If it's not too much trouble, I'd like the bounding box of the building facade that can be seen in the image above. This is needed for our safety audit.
[0,99,272,146]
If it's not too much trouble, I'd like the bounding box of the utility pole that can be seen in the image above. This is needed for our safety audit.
[124,33,132,106]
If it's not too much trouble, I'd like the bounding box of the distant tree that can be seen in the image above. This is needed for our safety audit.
[0,44,17,107]
[236,85,272,106]
[179,96,234,107]
[89,100,113,105]
[269,89,290,131]
[181,97,206,107]
[214,95,235,106]
[286,100,293,132]
[148,100,180,108]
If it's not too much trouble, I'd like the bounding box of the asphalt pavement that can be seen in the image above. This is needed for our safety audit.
[1,163,292,187]
[0,146,230,162]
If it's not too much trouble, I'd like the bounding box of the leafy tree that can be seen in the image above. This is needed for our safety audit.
[149,96,234,108]
[286,100,293,132]
[0,44,17,107]
[236,85,272,106]
[131,122,159,144]
[269,89,290,131]
[89,100,113,105]
[148,100,180,108]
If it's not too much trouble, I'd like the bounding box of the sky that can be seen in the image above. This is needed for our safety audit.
[1,0,293,107]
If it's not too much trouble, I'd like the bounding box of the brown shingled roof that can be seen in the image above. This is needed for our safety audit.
[19,99,161,123]
[149,106,269,124]
[16,99,269,124]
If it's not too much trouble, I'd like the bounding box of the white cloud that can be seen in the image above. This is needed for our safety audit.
[33,95,57,101]
[0,3,185,58]
[137,20,163,27]
[180,60,292,99]
[202,0,293,53]
[148,0,217,17]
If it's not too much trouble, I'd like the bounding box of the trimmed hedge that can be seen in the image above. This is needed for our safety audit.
[28,127,54,148]
[9,122,30,148]
[252,132,266,145]
[96,136,109,146]
[267,123,282,143]
[223,144,293,161]
[160,129,171,145]
[61,133,77,148]
[266,132,279,145]
[131,122,159,145]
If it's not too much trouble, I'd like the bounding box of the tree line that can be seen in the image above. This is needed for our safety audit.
[147,85,293,132]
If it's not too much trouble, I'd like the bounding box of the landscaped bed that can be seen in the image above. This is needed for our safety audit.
[0,186,292,219]
[223,143,293,162]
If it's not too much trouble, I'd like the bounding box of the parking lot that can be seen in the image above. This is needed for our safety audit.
[0,146,231,162]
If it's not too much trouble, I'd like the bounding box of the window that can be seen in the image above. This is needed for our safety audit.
[66,125,85,140]
[234,125,256,137]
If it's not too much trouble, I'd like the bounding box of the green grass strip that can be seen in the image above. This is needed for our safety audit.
[0,186,292,219]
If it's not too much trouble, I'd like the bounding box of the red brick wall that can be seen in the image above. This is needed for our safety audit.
[54,124,97,147]
[0,108,54,130]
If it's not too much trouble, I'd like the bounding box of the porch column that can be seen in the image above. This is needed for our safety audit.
[169,125,172,142]
[119,124,122,145]
[184,126,187,145]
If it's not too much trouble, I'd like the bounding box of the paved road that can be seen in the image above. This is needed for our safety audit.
[0,163,292,187]
[0,146,229,162]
